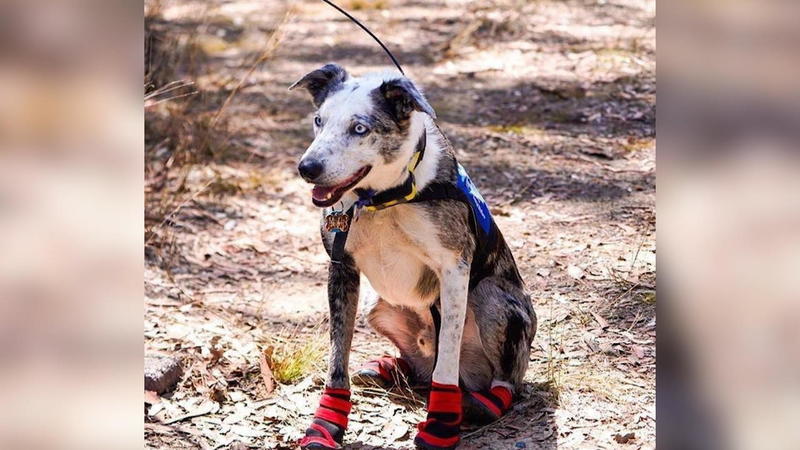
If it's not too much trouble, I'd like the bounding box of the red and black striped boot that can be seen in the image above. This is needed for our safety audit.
[352,356,412,389]
[298,388,352,449]
[414,382,462,450]
[464,384,513,425]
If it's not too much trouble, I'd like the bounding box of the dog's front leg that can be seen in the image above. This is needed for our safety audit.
[415,259,470,450]
[299,256,359,450]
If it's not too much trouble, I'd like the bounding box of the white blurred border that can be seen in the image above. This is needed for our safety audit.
[0,1,143,448]
[659,0,800,448]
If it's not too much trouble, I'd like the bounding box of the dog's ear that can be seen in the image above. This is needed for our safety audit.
[378,78,437,121]
[289,63,349,107]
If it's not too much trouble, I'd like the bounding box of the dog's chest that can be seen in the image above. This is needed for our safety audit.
[346,207,439,307]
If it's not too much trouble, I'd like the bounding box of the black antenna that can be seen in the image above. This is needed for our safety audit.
[319,0,405,75]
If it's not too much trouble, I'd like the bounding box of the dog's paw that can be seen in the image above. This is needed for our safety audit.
[462,386,513,425]
[414,432,459,450]
[414,421,460,450]
[299,418,345,450]
[351,356,411,389]
[351,369,389,389]
[299,388,351,449]
[414,382,462,450]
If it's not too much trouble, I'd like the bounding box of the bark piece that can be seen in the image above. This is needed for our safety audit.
[145,356,183,394]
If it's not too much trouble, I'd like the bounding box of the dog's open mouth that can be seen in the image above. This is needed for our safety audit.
[311,166,372,207]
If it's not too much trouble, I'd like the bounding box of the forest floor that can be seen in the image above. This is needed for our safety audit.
[144,0,655,448]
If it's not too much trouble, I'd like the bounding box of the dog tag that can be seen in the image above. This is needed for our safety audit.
[324,210,350,233]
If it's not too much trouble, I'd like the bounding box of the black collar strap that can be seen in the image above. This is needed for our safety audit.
[354,129,426,211]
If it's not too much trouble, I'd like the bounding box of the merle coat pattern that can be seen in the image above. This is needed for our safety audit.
[291,63,537,446]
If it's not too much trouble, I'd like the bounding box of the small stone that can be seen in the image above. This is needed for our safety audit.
[567,265,585,279]
[144,356,183,394]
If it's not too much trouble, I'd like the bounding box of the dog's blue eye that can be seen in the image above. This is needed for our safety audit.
[314,116,322,127]
[354,124,368,135]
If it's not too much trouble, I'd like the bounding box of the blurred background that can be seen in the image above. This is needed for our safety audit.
[659,1,800,449]
[0,0,796,448]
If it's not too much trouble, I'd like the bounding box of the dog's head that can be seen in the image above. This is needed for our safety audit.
[290,63,436,207]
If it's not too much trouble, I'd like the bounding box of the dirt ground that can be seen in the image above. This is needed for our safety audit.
[144,0,655,448]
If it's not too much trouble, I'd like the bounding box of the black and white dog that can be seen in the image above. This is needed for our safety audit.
[290,64,536,450]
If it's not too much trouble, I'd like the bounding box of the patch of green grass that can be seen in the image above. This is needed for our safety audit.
[344,0,388,10]
[207,173,243,198]
[595,47,633,58]
[638,291,656,305]
[487,124,547,135]
[263,334,327,384]
[621,137,654,153]
[571,372,624,403]
[196,35,230,54]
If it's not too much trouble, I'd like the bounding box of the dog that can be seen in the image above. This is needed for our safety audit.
[290,64,537,449]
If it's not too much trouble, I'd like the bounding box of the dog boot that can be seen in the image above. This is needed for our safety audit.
[299,388,352,449]
[463,385,513,425]
[414,382,462,450]
[352,356,411,389]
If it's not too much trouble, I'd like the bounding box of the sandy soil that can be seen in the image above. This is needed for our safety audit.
[145,0,655,448]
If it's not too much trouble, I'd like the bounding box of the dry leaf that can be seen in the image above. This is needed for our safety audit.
[591,311,608,329]
[260,348,275,396]
[582,332,599,353]
[231,424,265,438]
[145,390,161,405]
[209,336,224,364]
[381,414,408,443]
[614,432,635,444]
[229,442,249,450]
[599,342,617,355]
[210,387,227,404]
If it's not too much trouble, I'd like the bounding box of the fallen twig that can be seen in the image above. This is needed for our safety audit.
[461,407,517,439]
[163,402,215,425]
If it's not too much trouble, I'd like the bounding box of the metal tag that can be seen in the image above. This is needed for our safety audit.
[324,210,350,233]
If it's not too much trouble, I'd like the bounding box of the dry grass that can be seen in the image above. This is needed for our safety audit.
[263,332,327,384]
[638,291,656,305]
[540,296,565,406]
[145,11,208,94]
[146,105,235,164]
[144,4,289,262]
[487,124,547,137]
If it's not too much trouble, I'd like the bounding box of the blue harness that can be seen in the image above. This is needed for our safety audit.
[455,164,493,236]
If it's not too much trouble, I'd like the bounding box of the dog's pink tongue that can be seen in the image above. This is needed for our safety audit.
[312,185,336,201]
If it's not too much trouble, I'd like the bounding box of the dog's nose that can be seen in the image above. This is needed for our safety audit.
[298,159,324,182]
